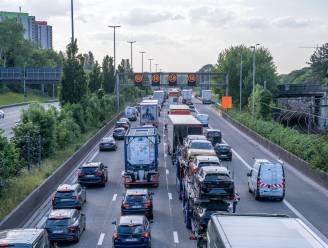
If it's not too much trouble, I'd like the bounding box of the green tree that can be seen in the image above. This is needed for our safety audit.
[214,45,278,107]
[248,84,273,119]
[60,40,88,105]
[308,43,328,85]
[102,55,115,94]
[88,61,102,93]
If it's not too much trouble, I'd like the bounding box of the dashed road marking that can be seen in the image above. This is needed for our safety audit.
[173,231,179,243]
[97,233,105,246]
[112,193,117,201]
[166,169,169,175]
[168,192,172,200]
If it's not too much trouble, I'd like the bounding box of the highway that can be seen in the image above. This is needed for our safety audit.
[0,102,60,138]
[20,99,328,247]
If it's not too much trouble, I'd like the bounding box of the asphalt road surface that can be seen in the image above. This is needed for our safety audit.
[0,102,60,138]
[21,99,328,248]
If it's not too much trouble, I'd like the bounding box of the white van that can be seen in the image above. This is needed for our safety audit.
[196,114,209,127]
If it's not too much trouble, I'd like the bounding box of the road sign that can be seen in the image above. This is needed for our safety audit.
[152,73,160,86]
[134,73,143,85]
[222,96,232,109]
[168,73,177,86]
[187,73,197,86]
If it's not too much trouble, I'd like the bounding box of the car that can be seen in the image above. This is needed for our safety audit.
[115,121,129,131]
[186,140,216,160]
[99,136,117,151]
[112,215,151,248]
[205,129,222,146]
[188,155,221,175]
[52,183,86,210]
[119,118,131,126]
[125,107,138,121]
[189,105,196,112]
[196,113,209,127]
[45,209,86,243]
[78,162,108,187]
[113,127,126,140]
[121,189,154,219]
[214,144,232,161]
[183,135,207,147]
[0,228,51,247]
[247,159,285,201]
[0,110,4,119]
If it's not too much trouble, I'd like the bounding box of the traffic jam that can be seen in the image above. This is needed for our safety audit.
[0,88,327,248]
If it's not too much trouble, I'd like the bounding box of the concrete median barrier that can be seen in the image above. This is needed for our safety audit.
[0,111,123,230]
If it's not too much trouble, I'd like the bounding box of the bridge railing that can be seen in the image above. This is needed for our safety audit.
[278,84,328,94]
[0,67,61,83]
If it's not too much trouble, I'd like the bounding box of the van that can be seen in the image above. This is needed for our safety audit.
[247,159,285,201]
[196,114,209,127]
[0,228,52,247]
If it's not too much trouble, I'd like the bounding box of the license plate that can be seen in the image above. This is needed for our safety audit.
[132,205,142,209]
[86,175,94,178]
[53,230,63,234]
[125,238,138,242]
[60,199,71,202]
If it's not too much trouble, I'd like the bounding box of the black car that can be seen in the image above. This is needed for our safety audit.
[214,143,232,161]
[45,209,86,243]
[78,162,108,187]
[206,129,222,146]
[112,215,151,248]
[0,229,51,247]
[99,136,117,151]
[113,127,126,140]
[52,184,86,210]
[121,189,154,219]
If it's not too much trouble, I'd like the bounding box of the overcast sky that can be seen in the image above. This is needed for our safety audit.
[2,0,328,74]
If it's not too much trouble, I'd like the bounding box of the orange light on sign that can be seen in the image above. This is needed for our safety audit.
[187,73,197,86]
[222,96,232,109]
[152,73,160,85]
[134,73,143,85]
[168,73,177,86]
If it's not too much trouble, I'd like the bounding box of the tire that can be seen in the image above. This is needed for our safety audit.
[74,230,80,243]
[248,183,252,193]
[255,193,260,201]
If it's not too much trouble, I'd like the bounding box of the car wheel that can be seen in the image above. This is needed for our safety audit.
[248,183,252,193]
[75,230,80,243]
[255,193,260,201]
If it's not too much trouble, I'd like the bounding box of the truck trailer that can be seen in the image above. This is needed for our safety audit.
[123,127,160,187]
[182,89,193,104]
[139,100,159,127]
[202,90,212,104]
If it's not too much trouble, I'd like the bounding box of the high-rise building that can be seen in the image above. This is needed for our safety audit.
[0,11,53,49]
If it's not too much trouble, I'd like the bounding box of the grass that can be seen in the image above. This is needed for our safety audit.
[0,92,53,107]
[0,129,96,221]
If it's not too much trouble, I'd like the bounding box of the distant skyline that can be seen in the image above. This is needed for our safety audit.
[1,0,328,74]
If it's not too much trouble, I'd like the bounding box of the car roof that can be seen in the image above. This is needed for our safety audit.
[206,129,221,132]
[102,136,114,140]
[120,118,129,121]
[191,140,211,144]
[48,209,75,219]
[126,188,148,195]
[57,183,78,192]
[82,162,101,167]
[200,166,229,174]
[255,159,283,167]
[197,113,208,117]
[114,127,125,130]
[0,229,44,245]
[119,215,145,225]
[116,121,127,124]
[217,143,230,147]
[187,135,207,140]
[196,156,220,163]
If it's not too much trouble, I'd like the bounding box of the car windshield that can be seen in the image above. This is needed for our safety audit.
[205,174,230,182]
[55,191,74,198]
[207,132,221,137]
[126,195,148,203]
[118,225,145,235]
[46,218,70,226]
[218,145,230,150]
[102,137,113,142]
[198,162,220,167]
[191,142,213,150]
[81,167,97,174]
[114,128,124,132]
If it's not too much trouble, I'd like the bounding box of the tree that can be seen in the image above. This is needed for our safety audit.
[214,45,278,107]
[117,59,132,74]
[248,84,273,119]
[60,40,88,105]
[102,55,115,94]
[88,61,102,93]
[308,43,328,85]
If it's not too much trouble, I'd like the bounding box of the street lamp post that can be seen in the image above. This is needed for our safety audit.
[239,53,243,112]
[139,51,146,74]
[127,41,136,72]
[148,58,153,73]
[108,25,121,110]
[251,44,260,116]
[155,64,159,73]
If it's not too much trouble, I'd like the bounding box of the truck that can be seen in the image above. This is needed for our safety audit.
[153,90,165,106]
[205,213,328,248]
[139,100,159,127]
[202,90,212,104]
[123,127,160,187]
[125,106,138,121]
[182,89,193,105]
[168,88,180,105]
[168,104,192,115]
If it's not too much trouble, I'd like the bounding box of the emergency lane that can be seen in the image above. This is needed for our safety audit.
[194,100,328,241]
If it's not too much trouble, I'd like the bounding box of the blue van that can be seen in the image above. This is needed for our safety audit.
[247,159,285,201]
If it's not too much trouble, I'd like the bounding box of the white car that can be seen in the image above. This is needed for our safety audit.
[0,110,4,119]
[196,113,209,127]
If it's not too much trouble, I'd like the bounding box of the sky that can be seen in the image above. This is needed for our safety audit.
[1,0,328,74]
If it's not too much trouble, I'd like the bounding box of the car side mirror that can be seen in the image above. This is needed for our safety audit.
[112,221,117,225]
[150,192,155,195]
[247,172,251,177]
[104,166,108,168]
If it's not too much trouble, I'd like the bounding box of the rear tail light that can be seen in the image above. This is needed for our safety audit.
[142,232,150,238]
[122,203,129,208]
[0,244,14,247]
[143,203,152,207]
[68,226,77,232]
[73,195,80,200]
[78,170,85,177]
[95,170,103,177]
[112,233,120,239]
[122,175,130,178]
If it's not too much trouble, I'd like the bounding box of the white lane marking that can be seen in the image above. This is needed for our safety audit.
[97,233,105,246]
[121,170,125,176]
[112,194,117,201]
[36,217,47,228]
[166,169,169,175]
[168,193,172,200]
[89,150,99,162]
[173,231,179,243]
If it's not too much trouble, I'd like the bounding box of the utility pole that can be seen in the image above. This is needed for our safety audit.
[71,0,74,44]
[139,51,146,74]
[251,44,260,116]
[108,25,121,111]
[148,58,153,73]
[127,41,136,72]
[239,53,243,112]
[155,64,159,73]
